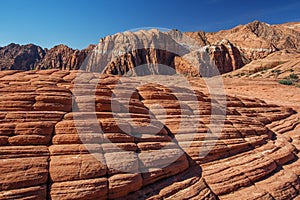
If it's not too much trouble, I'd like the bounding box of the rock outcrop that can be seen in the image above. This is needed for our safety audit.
[84,29,245,76]
[0,44,94,71]
[1,21,299,75]
[202,21,300,60]
[0,70,299,199]
[0,43,45,70]
[35,44,95,70]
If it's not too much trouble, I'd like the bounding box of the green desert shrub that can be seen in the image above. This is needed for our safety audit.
[278,79,293,85]
[271,69,281,74]
[289,73,298,80]
[253,74,262,77]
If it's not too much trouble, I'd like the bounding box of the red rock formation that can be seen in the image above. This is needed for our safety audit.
[1,21,299,75]
[204,21,300,60]
[0,44,94,71]
[83,21,300,76]
[0,70,299,199]
[84,29,246,76]
[36,44,94,70]
[0,43,45,70]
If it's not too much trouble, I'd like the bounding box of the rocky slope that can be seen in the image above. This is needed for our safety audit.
[200,21,300,60]
[0,43,45,70]
[0,70,299,199]
[83,29,245,75]
[225,50,300,78]
[1,21,299,75]
[86,21,300,76]
[0,44,94,71]
[35,44,93,70]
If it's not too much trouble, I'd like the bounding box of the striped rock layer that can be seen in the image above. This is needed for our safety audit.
[0,70,299,200]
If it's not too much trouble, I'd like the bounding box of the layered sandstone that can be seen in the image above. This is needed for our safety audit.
[0,70,299,199]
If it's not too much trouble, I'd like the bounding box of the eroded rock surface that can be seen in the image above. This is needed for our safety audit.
[0,43,45,70]
[0,70,299,199]
[1,21,299,76]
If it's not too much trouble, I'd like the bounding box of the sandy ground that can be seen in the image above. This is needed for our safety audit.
[223,77,300,112]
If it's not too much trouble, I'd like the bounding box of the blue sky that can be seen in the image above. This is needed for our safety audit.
[0,0,299,49]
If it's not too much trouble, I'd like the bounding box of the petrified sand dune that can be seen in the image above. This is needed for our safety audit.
[0,70,299,199]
